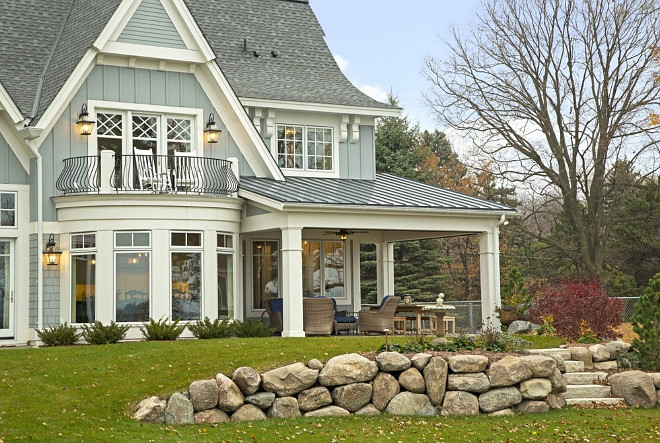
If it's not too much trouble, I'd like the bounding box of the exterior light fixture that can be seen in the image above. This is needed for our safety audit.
[203,113,221,143]
[76,104,95,136]
[43,234,62,266]
[338,230,349,241]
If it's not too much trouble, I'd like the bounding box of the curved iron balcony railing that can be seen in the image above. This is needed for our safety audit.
[57,154,239,196]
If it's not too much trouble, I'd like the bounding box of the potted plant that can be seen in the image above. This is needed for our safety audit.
[498,266,531,326]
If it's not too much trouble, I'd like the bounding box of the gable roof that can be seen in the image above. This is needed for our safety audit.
[0,0,395,122]
[239,174,518,214]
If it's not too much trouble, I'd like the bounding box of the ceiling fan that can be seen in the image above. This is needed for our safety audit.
[322,229,369,241]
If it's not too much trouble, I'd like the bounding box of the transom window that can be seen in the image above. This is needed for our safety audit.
[276,125,334,171]
[0,192,16,227]
[115,231,150,248]
[171,232,202,247]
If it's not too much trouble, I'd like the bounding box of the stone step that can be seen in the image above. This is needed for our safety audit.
[564,360,585,373]
[527,348,572,360]
[564,384,611,399]
[563,372,608,385]
[566,397,626,406]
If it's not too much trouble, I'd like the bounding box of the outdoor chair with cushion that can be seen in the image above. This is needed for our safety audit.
[330,298,358,334]
[303,297,335,335]
[357,295,401,334]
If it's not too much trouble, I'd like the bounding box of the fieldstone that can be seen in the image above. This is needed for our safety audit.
[245,392,276,409]
[232,367,261,396]
[231,404,267,422]
[651,373,660,389]
[507,320,534,335]
[355,404,382,416]
[268,397,301,419]
[548,367,567,394]
[519,355,557,377]
[399,368,426,393]
[133,396,166,423]
[478,387,523,413]
[488,356,533,387]
[376,352,411,372]
[385,392,436,416]
[519,378,552,400]
[304,406,351,417]
[189,379,218,412]
[516,400,549,414]
[297,386,332,412]
[589,344,611,362]
[372,372,400,411]
[165,393,194,425]
[216,373,244,412]
[447,372,490,393]
[546,393,567,409]
[440,391,479,416]
[488,408,516,416]
[332,383,372,412]
[318,353,378,386]
[564,360,585,373]
[448,355,489,373]
[261,363,318,396]
[411,353,433,371]
[568,347,593,370]
[605,340,631,359]
[307,359,324,371]
[528,348,572,360]
[194,409,229,424]
[552,355,567,373]
[423,357,448,405]
[609,371,657,408]
[593,361,618,370]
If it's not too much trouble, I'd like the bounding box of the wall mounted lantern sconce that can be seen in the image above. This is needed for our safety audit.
[43,234,62,266]
[204,113,221,143]
[76,104,95,136]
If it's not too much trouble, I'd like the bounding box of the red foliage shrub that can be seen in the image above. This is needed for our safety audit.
[529,278,623,340]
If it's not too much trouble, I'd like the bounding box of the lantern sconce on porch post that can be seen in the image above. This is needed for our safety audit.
[204,113,221,143]
[43,234,62,266]
[76,104,95,136]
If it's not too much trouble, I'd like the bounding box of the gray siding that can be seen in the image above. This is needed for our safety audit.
[38,65,253,221]
[0,134,29,185]
[29,234,61,328]
[117,0,186,49]
[339,125,375,180]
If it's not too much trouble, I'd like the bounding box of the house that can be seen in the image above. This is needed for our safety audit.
[0,0,516,344]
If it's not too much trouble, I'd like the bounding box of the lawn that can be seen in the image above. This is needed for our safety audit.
[0,336,658,442]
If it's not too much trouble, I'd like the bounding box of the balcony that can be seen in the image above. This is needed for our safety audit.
[56,152,239,196]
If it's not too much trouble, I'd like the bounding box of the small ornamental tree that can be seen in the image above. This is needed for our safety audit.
[529,278,623,341]
[630,273,660,370]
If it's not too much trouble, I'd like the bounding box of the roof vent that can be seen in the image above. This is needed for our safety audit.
[253,50,261,58]
[243,39,249,56]
[271,50,279,58]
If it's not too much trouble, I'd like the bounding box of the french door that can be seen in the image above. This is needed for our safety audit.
[0,239,14,338]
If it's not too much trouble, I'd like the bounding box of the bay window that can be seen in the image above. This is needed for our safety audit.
[115,232,151,322]
[276,125,333,171]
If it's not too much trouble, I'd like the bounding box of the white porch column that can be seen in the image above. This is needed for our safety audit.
[352,240,362,312]
[281,227,304,337]
[376,242,395,303]
[479,229,502,331]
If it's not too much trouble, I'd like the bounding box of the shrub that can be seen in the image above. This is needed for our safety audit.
[188,317,237,339]
[36,323,80,347]
[500,266,531,316]
[630,273,660,370]
[233,319,275,338]
[139,317,185,341]
[81,321,130,345]
[529,278,623,341]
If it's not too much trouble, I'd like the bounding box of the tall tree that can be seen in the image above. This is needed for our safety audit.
[425,0,660,277]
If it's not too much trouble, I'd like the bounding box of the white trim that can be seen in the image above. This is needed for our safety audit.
[239,97,402,118]
[165,0,216,61]
[274,124,338,178]
[113,247,152,324]
[0,191,18,229]
[0,82,24,123]
[0,238,15,338]
[0,117,30,172]
[95,0,140,50]
[101,42,207,64]
[169,230,204,321]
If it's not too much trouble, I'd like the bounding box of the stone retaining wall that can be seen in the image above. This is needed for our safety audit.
[133,342,660,425]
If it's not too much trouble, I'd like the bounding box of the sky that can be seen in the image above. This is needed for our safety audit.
[309,0,481,131]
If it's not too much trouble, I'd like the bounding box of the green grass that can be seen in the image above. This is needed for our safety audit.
[513,334,565,349]
[0,336,656,442]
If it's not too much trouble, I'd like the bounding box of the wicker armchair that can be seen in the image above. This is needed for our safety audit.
[358,296,401,334]
[303,298,335,335]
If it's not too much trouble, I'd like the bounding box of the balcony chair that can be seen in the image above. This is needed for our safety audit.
[133,147,170,191]
[357,295,401,334]
[303,297,335,336]
[172,150,200,192]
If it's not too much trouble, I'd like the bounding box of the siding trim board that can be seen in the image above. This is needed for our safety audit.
[117,0,187,49]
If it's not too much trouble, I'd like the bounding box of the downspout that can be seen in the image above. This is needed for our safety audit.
[25,139,44,331]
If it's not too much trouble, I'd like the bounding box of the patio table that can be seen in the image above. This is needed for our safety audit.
[363,303,427,334]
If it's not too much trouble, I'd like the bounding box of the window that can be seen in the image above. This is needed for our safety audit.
[276,125,333,171]
[302,241,344,298]
[171,232,202,321]
[217,233,234,318]
[0,192,16,227]
[115,232,151,322]
[252,240,279,310]
[71,233,96,323]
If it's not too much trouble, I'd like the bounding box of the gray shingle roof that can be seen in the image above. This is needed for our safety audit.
[239,174,518,213]
[0,0,395,121]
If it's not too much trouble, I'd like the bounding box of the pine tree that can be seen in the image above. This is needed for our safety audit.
[630,273,660,370]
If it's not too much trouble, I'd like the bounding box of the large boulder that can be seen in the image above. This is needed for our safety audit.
[245,392,276,409]
[268,397,301,419]
[189,379,218,412]
[545,393,567,409]
[589,344,611,362]
[519,378,552,400]
[399,368,426,393]
[516,400,549,414]
[304,406,351,417]
[487,356,533,387]
[261,363,319,396]
[307,359,324,370]
[605,340,631,359]
[447,372,490,393]
[376,352,411,372]
[423,357,448,405]
[609,371,657,408]
[355,404,382,416]
[548,367,567,394]
[133,396,166,423]
[372,372,400,411]
[507,320,534,335]
[519,355,557,377]
[297,386,332,412]
[411,353,433,371]
[165,393,194,426]
[232,367,261,396]
[440,391,479,416]
[568,347,593,370]
[216,373,244,412]
[231,404,267,422]
[652,373,660,389]
[448,355,489,373]
[194,409,229,424]
[331,383,373,412]
[318,353,378,386]
[478,387,522,413]
[488,408,516,417]
[385,392,436,416]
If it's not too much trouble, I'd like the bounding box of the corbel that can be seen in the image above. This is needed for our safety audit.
[250,108,263,133]
[265,109,275,138]
[158,60,167,71]
[350,115,361,144]
[339,115,349,142]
